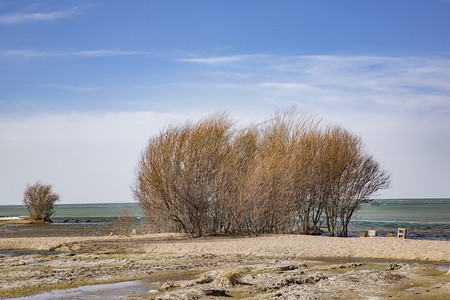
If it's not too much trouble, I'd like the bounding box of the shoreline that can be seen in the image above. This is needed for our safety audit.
[0,218,53,226]
[1,233,449,299]
[0,219,32,226]
[2,222,449,242]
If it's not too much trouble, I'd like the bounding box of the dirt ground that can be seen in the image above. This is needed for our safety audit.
[0,233,449,299]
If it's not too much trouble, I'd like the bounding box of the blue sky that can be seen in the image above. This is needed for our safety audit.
[1,0,449,204]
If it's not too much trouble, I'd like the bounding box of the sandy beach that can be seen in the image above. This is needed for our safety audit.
[1,233,449,299]
[1,233,449,262]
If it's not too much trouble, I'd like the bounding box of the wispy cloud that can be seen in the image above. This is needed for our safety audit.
[0,50,47,58]
[72,50,150,57]
[259,82,318,91]
[177,53,450,113]
[0,49,150,58]
[0,8,77,25]
[178,54,271,65]
[34,83,99,92]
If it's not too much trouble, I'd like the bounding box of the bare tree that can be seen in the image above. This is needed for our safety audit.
[245,111,298,234]
[23,182,60,223]
[222,128,259,234]
[319,126,391,237]
[133,113,233,237]
[290,128,327,234]
[133,125,188,233]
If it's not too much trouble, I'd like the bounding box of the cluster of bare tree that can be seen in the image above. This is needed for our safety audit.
[133,111,390,237]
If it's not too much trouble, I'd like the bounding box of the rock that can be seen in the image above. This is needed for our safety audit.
[202,287,227,296]
[279,272,327,287]
[387,263,402,271]
[195,275,214,284]
[279,264,298,271]
[161,281,175,290]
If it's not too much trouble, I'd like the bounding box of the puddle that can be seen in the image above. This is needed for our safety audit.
[14,279,158,299]
[9,270,199,299]
[0,250,64,257]
[436,264,449,272]
[29,259,66,266]
[404,286,425,291]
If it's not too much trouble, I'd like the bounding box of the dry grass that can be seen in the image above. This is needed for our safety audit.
[213,270,243,287]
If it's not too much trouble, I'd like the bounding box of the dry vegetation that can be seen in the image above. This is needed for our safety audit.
[114,209,135,236]
[23,181,60,223]
[133,110,391,237]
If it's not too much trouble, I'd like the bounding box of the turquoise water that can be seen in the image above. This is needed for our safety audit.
[350,198,450,240]
[1,199,449,240]
[354,198,450,223]
[0,203,145,237]
[0,203,143,220]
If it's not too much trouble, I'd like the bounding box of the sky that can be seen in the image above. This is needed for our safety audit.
[1,0,449,205]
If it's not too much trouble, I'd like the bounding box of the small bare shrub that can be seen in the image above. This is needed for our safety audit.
[213,270,242,286]
[114,209,134,236]
[23,181,60,223]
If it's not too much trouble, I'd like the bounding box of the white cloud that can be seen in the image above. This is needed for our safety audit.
[0,9,77,24]
[0,111,189,205]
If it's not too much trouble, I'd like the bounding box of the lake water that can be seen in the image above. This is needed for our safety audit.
[1,199,449,240]
[351,198,450,240]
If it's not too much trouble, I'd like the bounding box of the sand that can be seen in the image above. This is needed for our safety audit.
[1,233,449,262]
[1,233,449,299]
